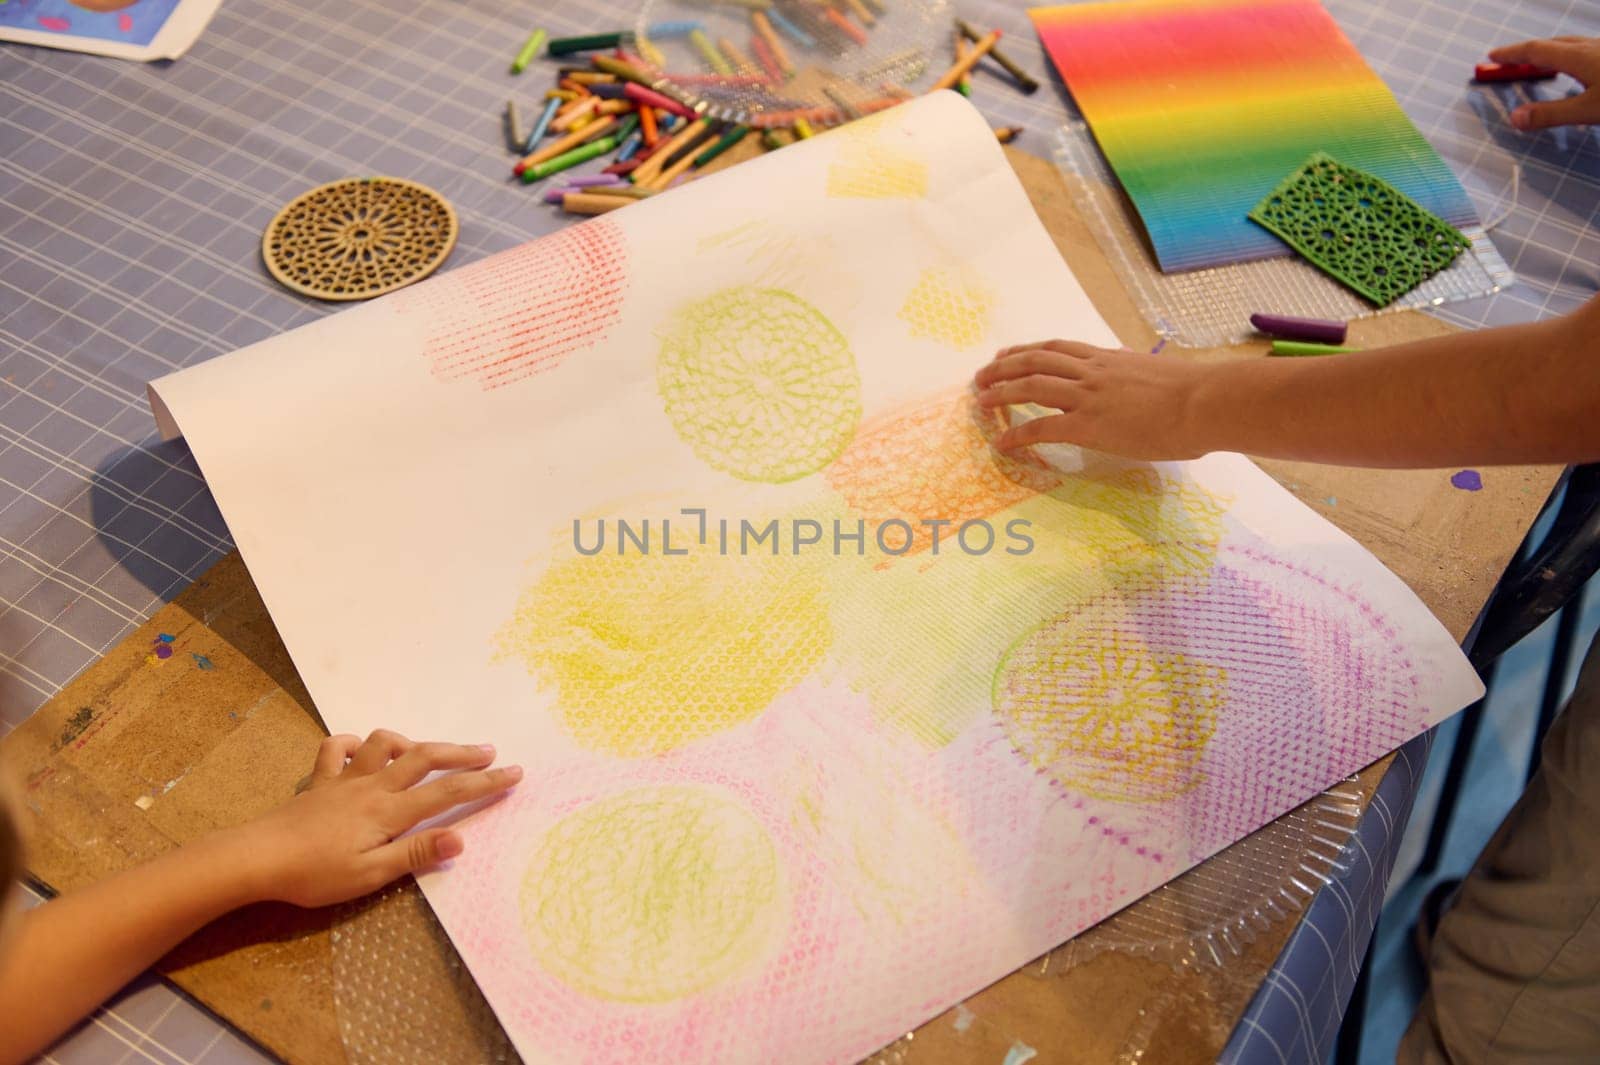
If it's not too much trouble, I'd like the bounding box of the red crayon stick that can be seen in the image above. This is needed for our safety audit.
[822,7,868,46]
[623,81,697,120]
[749,33,785,83]
[1473,62,1558,83]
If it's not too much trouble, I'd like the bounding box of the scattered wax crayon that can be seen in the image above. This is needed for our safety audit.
[548,31,628,57]
[822,8,868,46]
[689,28,734,74]
[1269,340,1359,357]
[1473,62,1558,83]
[648,20,705,37]
[504,99,523,152]
[766,9,816,48]
[749,32,786,82]
[523,96,560,153]
[823,86,862,119]
[523,135,621,181]
[931,28,999,92]
[751,12,794,74]
[562,192,633,215]
[623,81,698,119]
[693,125,750,167]
[511,28,547,74]
[1250,313,1348,345]
[842,0,876,29]
[957,18,1040,93]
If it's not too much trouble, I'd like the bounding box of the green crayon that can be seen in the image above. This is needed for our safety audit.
[693,125,749,167]
[548,31,629,57]
[1269,340,1360,357]
[511,28,547,74]
[522,135,621,182]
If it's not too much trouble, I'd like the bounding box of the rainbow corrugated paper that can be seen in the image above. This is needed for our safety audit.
[1030,0,1479,273]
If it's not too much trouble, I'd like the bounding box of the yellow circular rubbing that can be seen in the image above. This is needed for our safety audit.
[521,787,784,1002]
[262,177,458,301]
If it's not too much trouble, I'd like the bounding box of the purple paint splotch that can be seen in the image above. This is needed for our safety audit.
[1451,469,1484,491]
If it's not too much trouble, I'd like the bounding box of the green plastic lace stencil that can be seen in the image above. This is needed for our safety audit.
[1248,153,1471,307]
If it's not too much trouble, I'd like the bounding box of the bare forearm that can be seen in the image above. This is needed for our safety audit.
[0,831,262,1065]
[1191,299,1600,468]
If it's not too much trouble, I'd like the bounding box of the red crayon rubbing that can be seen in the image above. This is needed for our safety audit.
[395,219,630,391]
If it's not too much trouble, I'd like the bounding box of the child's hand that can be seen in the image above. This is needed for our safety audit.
[973,341,1215,461]
[230,730,521,908]
[1487,37,1600,130]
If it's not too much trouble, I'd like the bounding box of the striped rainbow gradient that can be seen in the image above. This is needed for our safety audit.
[1029,0,1479,273]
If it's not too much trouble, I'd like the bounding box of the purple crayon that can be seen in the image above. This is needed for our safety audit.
[1249,313,1348,345]
[541,175,624,203]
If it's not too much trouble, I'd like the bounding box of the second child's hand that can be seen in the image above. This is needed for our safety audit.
[1487,36,1600,131]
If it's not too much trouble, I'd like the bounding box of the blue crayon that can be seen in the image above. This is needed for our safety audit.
[615,130,644,162]
[523,97,561,154]
[648,21,704,38]
[766,9,816,48]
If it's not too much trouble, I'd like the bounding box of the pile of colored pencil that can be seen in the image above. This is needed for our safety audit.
[501,15,1039,216]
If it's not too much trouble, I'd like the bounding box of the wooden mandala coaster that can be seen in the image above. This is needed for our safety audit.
[262,177,459,301]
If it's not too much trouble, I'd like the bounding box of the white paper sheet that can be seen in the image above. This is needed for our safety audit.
[150,93,1482,1064]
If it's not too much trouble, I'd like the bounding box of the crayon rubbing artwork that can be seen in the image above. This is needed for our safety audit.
[696,222,852,297]
[997,544,1428,850]
[782,716,974,928]
[819,390,1230,748]
[657,287,861,483]
[395,217,628,390]
[494,539,831,757]
[898,267,996,348]
[827,389,1062,561]
[521,787,786,1003]
[825,138,929,200]
[995,605,1224,804]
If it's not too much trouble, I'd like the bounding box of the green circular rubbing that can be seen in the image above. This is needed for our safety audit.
[263,177,458,301]
[657,286,861,483]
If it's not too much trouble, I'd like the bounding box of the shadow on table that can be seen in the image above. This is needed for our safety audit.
[87,441,316,705]
[89,437,229,605]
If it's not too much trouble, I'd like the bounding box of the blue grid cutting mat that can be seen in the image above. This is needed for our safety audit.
[0,0,1595,1061]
